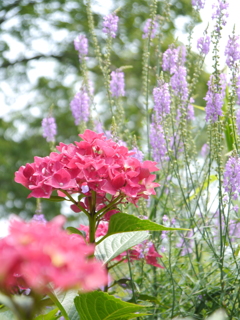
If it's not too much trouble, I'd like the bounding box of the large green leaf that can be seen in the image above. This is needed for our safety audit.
[107,213,186,235]
[52,289,79,320]
[74,291,148,320]
[95,231,149,263]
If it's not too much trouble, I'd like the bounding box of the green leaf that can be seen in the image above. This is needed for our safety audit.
[43,196,66,202]
[137,294,160,304]
[74,291,148,320]
[33,308,59,320]
[107,213,187,235]
[52,289,79,320]
[95,231,149,264]
[193,104,205,111]
[0,307,16,320]
[66,227,85,237]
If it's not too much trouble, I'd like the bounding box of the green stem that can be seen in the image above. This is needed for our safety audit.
[48,291,70,320]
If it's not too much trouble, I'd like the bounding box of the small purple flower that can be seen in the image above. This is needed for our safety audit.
[176,230,194,256]
[204,73,227,123]
[212,0,229,30]
[187,98,195,120]
[142,18,159,39]
[130,147,144,162]
[150,122,168,163]
[153,80,171,118]
[110,70,125,97]
[74,34,88,58]
[70,89,90,125]
[162,46,186,74]
[233,205,239,213]
[197,35,210,55]
[102,13,119,38]
[225,34,240,69]
[201,143,210,157]
[237,76,240,105]
[42,116,57,142]
[236,109,240,135]
[81,184,89,193]
[192,0,205,10]
[32,214,47,223]
[170,66,188,102]
[223,156,240,197]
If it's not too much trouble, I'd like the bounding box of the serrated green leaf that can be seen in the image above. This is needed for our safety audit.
[66,227,85,237]
[106,213,187,236]
[95,231,149,263]
[33,308,59,320]
[74,291,146,320]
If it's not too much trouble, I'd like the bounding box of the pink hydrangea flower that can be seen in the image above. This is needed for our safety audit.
[0,216,107,294]
[15,129,160,207]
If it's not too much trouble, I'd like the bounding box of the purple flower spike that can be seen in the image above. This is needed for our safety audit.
[204,74,227,123]
[70,89,90,125]
[225,34,240,69]
[130,147,144,162]
[153,81,171,118]
[150,122,168,163]
[192,0,205,10]
[162,46,186,74]
[74,34,88,58]
[237,76,240,105]
[110,70,125,97]
[142,18,159,39]
[236,109,240,135]
[223,156,240,197]
[212,0,229,30]
[42,117,57,142]
[103,13,119,38]
[197,35,211,55]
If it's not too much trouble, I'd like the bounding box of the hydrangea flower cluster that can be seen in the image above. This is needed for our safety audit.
[153,80,171,119]
[224,34,240,69]
[74,34,88,59]
[142,18,159,39]
[204,73,227,122]
[70,88,90,125]
[102,13,119,38]
[42,116,57,142]
[79,221,163,268]
[197,35,211,55]
[223,156,240,199]
[110,70,125,97]
[15,130,159,206]
[192,0,205,10]
[0,216,107,294]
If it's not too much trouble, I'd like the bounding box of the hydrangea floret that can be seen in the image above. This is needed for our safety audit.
[0,216,107,294]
